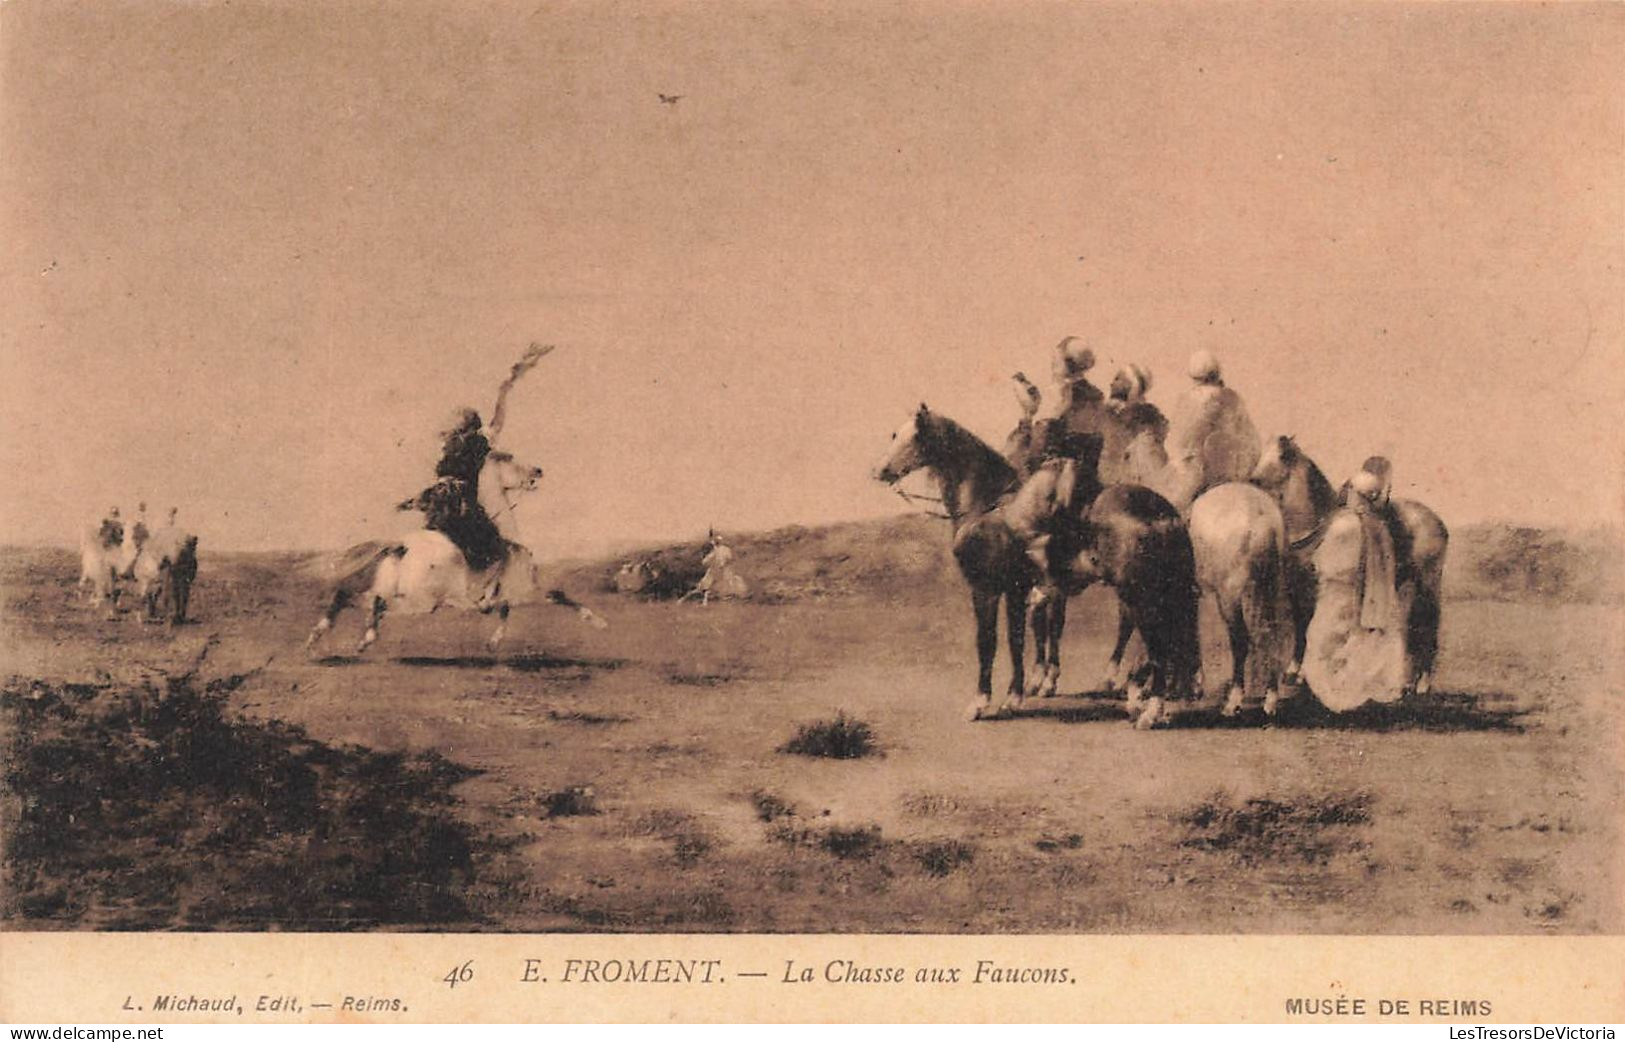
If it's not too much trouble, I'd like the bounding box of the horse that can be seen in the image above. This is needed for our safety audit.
[875,403,1200,726]
[1048,483,1203,729]
[874,404,1035,721]
[131,524,199,624]
[1012,414,1290,718]
[1183,482,1292,715]
[1251,436,1449,695]
[304,449,606,656]
[78,517,140,609]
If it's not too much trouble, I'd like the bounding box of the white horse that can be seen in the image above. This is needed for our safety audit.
[304,450,605,656]
[78,519,140,608]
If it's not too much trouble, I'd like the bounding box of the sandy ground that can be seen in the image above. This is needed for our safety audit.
[2,546,1621,933]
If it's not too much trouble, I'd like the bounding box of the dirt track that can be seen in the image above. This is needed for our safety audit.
[3,544,1621,933]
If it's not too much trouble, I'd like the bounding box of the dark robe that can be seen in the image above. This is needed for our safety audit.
[411,430,506,571]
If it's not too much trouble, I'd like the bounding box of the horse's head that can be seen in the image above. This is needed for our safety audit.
[1251,434,1299,489]
[485,450,544,496]
[872,403,936,484]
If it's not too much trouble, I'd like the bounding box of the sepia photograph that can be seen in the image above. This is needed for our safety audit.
[2,0,1621,962]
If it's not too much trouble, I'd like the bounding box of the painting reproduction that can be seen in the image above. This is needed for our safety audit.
[2,0,1621,942]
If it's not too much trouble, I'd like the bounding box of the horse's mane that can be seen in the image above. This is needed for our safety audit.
[1299,454,1339,516]
[1271,443,1341,542]
[924,412,1019,489]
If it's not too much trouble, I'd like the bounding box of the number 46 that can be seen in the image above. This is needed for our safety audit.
[444,960,475,989]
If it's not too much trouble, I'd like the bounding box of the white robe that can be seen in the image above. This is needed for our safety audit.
[1161,383,1262,511]
[1302,508,1407,712]
[697,544,748,598]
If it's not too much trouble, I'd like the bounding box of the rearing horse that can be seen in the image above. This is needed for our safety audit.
[874,404,1035,721]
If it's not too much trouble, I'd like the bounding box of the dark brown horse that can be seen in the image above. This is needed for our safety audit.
[1039,483,1202,728]
[1012,417,1276,721]
[1251,436,1449,695]
[1249,436,1340,684]
[874,404,1035,720]
[875,404,1200,727]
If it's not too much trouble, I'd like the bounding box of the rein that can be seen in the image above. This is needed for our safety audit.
[893,486,952,521]
[489,484,532,521]
[1288,519,1329,555]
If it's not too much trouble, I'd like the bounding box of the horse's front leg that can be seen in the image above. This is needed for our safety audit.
[1026,600,1050,697]
[1285,559,1315,683]
[965,588,999,722]
[1001,587,1028,715]
[1035,595,1066,698]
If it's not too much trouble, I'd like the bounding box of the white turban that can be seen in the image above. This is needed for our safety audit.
[1055,336,1095,376]
[1188,350,1221,383]
[1349,469,1384,501]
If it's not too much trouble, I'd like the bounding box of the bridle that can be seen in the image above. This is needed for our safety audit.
[892,485,952,521]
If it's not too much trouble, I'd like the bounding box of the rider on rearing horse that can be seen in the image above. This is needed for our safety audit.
[399,407,508,572]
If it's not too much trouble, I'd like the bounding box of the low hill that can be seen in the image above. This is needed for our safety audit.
[565,516,1623,606]
[553,514,955,603]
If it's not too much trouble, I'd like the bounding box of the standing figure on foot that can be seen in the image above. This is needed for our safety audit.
[682,530,749,604]
[1301,469,1407,711]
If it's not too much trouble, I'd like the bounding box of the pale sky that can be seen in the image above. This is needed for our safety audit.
[2,1,1621,556]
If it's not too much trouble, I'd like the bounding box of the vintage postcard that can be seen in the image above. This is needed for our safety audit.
[1,0,1621,1026]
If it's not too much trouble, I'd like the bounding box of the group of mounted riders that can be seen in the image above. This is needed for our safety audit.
[877,334,1446,726]
[82,502,198,624]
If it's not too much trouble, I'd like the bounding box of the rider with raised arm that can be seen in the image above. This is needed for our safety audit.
[398,345,554,572]
[399,407,507,571]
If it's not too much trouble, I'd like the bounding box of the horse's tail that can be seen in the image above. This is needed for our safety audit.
[303,541,398,587]
[545,589,610,630]
[1123,522,1201,698]
[1240,531,1291,696]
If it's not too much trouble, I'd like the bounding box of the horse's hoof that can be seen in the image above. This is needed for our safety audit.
[1124,683,1144,713]
[1037,675,1059,700]
[1134,696,1166,730]
[964,700,991,722]
[1263,689,1281,717]
[1415,675,1432,697]
[1221,686,1245,718]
